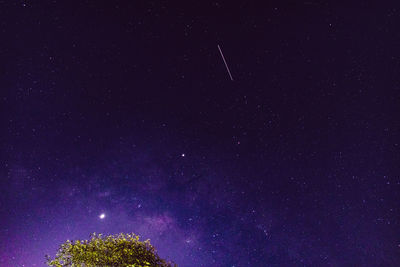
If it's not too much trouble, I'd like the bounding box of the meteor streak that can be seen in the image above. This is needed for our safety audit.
[217,44,234,81]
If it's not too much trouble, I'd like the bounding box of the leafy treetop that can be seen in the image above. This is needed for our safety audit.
[46,233,176,267]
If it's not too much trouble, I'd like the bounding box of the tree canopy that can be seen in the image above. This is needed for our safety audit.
[46,233,176,267]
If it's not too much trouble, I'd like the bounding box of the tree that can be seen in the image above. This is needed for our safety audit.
[46,233,176,267]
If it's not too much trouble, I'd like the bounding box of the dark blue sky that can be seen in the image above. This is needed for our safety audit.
[1,1,399,266]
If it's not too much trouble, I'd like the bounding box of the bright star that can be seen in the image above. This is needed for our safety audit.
[99,213,106,219]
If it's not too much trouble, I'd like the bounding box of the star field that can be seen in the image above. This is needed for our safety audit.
[1,1,400,266]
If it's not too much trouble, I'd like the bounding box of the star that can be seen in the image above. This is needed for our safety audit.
[99,213,106,219]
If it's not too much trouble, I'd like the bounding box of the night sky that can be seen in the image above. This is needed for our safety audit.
[1,1,400,266]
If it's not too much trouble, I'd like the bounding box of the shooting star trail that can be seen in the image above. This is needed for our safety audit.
[217,44,234,81]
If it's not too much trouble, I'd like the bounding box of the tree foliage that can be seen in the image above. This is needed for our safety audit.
[46,233,176,267]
